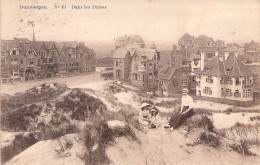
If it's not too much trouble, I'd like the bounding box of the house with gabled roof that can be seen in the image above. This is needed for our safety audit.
[1,38,31,82]
[244,40,260,62]
[195,52,254,101]
[158,46,192,96]
[112,48,132,80]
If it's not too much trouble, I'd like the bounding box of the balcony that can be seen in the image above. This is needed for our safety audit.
[234,93,241,97]
[243,83,253,88]
[235,81,241,86]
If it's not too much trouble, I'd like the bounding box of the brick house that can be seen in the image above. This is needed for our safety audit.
[113,48,132,80]
[158,46,191,96]
[130,45,160,90]
[1,38,31,82]
[244,41,260,62]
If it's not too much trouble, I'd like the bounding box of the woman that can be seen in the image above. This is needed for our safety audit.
[165,88,194,131]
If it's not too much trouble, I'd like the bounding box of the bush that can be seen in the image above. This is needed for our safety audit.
[55,89,107,121]
[196,116,215,132]
[39,124,79,140]
[230,140,256,156]
[199,132,221,148]
[1,133,38,164]
[1,104,42,131]
[1,83,66,113]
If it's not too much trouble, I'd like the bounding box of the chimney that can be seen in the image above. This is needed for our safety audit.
[172,45,177,52]
[200,52,205,71]
[215,51,218,57]
[224,52,229,60]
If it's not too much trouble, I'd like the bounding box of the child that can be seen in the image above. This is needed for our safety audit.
[139,103,151,126]
[150,107,159,129]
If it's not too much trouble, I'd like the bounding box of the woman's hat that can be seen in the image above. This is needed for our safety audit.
[182,88,189,93]
[140,103,150,109]
[150,108,159,115]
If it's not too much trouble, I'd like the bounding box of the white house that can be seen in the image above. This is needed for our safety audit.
[195,52,254,101]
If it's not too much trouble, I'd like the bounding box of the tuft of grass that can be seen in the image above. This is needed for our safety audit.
[199,132,221,148]
[83,120,139,165]
[229,139,256,156]
[155,99,181,109]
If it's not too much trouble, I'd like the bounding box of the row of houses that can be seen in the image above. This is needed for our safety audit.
[178,33,260,63]
[1,37,96,83]
[113,34,259,102]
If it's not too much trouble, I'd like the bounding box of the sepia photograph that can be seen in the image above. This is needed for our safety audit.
[0,0,260,164]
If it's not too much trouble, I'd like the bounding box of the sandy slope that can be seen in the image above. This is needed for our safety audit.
[107,127,260,165]
[5,134,84,165]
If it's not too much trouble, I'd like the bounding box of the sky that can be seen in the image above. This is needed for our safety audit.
[1,0,260,44]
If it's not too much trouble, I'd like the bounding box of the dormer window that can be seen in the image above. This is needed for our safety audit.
[12,50,17,55]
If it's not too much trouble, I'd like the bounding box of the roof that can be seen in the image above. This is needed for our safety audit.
[158,50,172,67]
[30,41,44,52]
[158,65,177,80]
[244,40,260,48]
[113,48,130,58]
[195,55,254,77]
[134,48,158,60]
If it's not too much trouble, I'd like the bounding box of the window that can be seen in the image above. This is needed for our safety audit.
[12,69,19,76]
[134,64,138,71]
[234,90,241,97]
[235,78,240,85]
[119,61,123,67]
[115,61,118,67]
[203,87,212,95]
[49,58,53,63]
[143,75,145,81]
[133,73,138,80]
[51,51,56,55]
[227,77,233,84]
[225,89,232,96]
[221,88,224,96]
[181,79,188,86]
[197,81,200,87]
[154,55,156,60]
[149,63,153,69]
[149,73,153,79]
[206,75,213,83]
[43,58,47,63]
[12,50,17,55]
[11,59,18,65]
[21,59,23,64]
[28,61,34,67]
[40,51,46,56]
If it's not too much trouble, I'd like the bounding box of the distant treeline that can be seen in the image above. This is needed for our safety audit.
[96,56,113,67]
